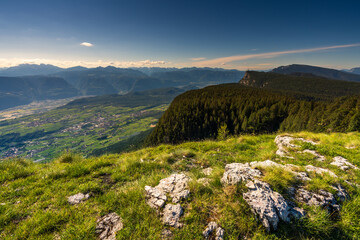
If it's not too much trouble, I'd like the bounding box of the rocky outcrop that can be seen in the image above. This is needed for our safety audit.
[145,186,167,209]
[331,156,359,171]
[67,193,90,205]
[295,188,340,212]
[145,174,190,208]
[243,180,305,232]
[302,149,326,161]
[96,213,123,240]
[145,174,190,229]
[275,135,317,158]
[305,165,338,178]
[162,204,183,228]
[202,221,224,240]
[221,163,261,185]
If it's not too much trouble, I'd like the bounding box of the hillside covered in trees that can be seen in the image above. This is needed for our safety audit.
[147,72,360,145]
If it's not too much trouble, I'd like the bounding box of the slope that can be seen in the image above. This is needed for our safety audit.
[0,132,359,239]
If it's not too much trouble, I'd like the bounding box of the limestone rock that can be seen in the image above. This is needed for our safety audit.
[156,174,190,203]
[302,149,326,161]
[67,193,90,205]
[221,163,261,185]
[243,180,303,231]
[162,204,183,228]
[295,188,340,212]
[145,173,190,208]
[275,135,317,158]
[203,221,224,240]
[96,213,123,240]
[331,156,359,171]
[332,184,349,201]
[145,186,167,209]
[202,167,213,176]
[305,165,338,178]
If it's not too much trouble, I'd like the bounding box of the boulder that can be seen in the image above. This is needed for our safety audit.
[95,213,123,240]
[67,193,90,205]
[243,180,304,231]
[295,188,340,212]
[331,156,359,171]
[221,163,262,185]
[145,186,167,209]
[145,173,190,208]
[162,204,183,228]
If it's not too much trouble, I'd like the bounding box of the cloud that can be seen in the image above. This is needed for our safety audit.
[193,43,360,67]
[80,42,94,47]
[190,57,206,61]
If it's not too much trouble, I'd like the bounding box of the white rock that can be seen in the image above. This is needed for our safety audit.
[305,165,338,178]
[145,186,167,209]
[221,163,262,185]
[203,222,224,240]
[331,156,359,171]
[275,135,317,158]
[145,174,190,209]
[162,204,183,228]
[96,213,123,240]
[197,178,210,186]
[202,167,213,176]
[296,188,340,212]
[243,180,304,231]
[302,149,326,161]
[67,193,90,205]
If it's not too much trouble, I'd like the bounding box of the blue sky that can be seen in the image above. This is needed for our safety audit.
[0,0,359,70]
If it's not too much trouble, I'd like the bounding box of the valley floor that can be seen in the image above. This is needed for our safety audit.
[0,132,359,239]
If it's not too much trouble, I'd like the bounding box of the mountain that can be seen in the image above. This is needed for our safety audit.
[272,64,360,82]
[148,71,360,145]
[349,67,360,75]
[239,71,360,100]
[1,132,359,239]
[151,69,245,87]
[0,76,80,110]
[0,64,64,76]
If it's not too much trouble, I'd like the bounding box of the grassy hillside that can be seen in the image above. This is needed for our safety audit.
[0,132,359,239]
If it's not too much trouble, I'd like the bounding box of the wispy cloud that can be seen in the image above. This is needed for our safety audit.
[80,42,94,47]
[193,43,360,67]
[190,57,206,61]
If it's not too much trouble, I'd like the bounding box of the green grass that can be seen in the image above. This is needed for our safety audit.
[0,132,359,239]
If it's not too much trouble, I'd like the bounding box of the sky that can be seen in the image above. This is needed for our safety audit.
[0,0,360,70]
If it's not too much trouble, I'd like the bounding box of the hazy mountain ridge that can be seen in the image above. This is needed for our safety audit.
[0,76,79,110]
[272,64,360,82]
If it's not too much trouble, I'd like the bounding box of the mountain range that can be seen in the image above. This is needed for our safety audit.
[272,64,360,82]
